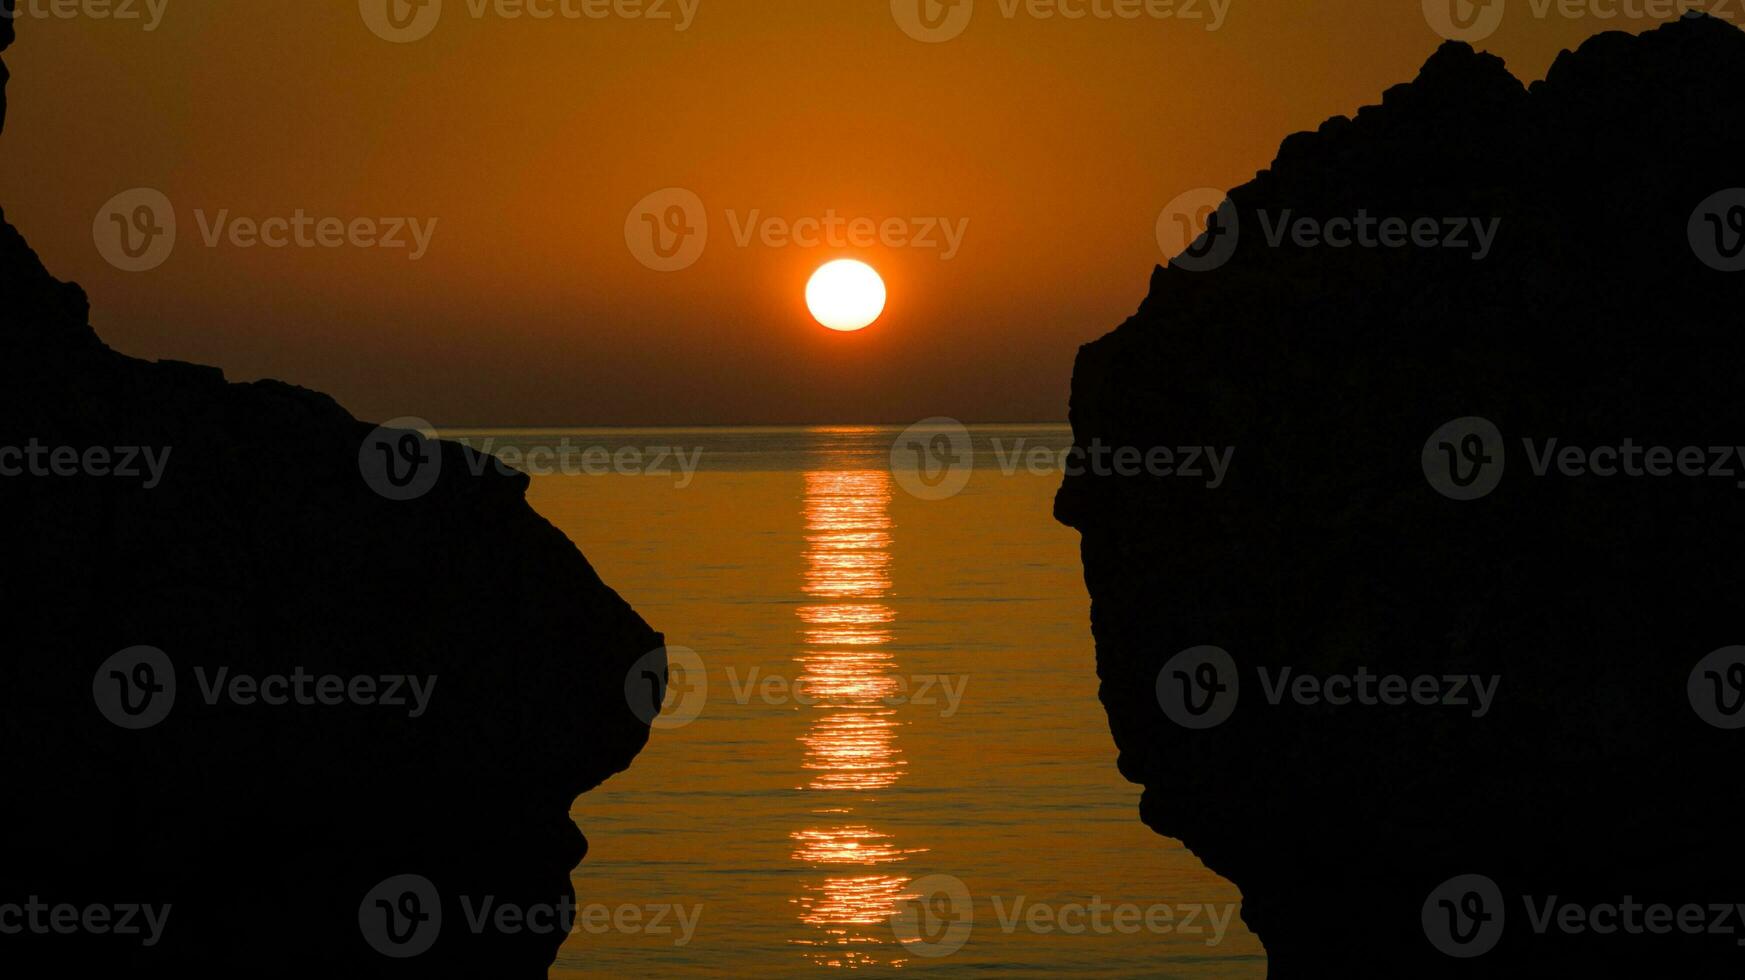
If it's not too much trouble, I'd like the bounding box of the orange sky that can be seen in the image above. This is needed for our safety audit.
[0,0,1695,424]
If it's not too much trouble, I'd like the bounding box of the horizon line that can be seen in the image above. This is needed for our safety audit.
[429,419,1072,430]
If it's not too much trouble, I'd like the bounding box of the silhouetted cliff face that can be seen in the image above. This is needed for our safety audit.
[1,2,13,133]
[1057,15,1745,977]
[0,12,662,976]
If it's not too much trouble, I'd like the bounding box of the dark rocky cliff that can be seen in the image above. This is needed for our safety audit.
[0,7,664,975]
[1057,14,1745,976]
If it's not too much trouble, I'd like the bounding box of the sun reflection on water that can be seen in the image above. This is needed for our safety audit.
[790,467,922,969]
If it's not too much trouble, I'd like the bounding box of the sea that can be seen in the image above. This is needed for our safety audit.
[436,424,1266,978]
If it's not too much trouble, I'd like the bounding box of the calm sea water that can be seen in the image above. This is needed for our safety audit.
[440,425,1266,978]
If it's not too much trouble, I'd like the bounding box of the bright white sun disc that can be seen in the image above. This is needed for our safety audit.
[806,259,886,332]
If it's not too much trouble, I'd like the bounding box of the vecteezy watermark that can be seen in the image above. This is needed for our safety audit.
[1424,873,1745,958]
[622,646,966,729]
[1156,645,1501,729]
[1158,194,1502,270]
[1425,0,1735,44]
[892,875,976,957]
[359,875,443,958]
[1689,646,1745,729]
[1423,416,1745,500]
[1690,188,1745,272]
[457,896,701,947]
[93,188,177,273]
[722,666,969,717]
[0,440,171,488]
[626,645,708,730]
[1255,210,1501,260]
[1157,188,1239,272]
[4,0,169,30]
[993,437,1233,486]
[192,666,437,718]
[891,0,1229,43]
[724,209,967,258]
[624,188,708,272]
[451,435,704,488]
[191,209,437,260]
[891,874,1235,958]
[358,875,701,957]
[359,0,699,44]
[93,189,437,272]
[624,188,968,271]
[891,418,975,501]
[987,895,1235,945]
[0,898,172,947]
[360,418,443,502]
[1422,874,1507,957]
[889,417,1233,501]
[92,646,177,730]
[1421,416,1507,501]
[92,647,438,730]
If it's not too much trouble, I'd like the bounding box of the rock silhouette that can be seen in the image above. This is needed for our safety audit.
[1056,14,1745,976]
[0,6,664,975]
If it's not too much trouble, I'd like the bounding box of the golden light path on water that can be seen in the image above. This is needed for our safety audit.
[789,466,923,968]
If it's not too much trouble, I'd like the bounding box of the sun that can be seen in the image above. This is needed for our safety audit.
[806,259,886,332]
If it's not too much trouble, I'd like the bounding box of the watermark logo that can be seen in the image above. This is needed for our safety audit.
[95,191,437,269]
[0,441,171,488]
[94,188,176,273]
[727,209,967,258]
[461,895,702,945]
[1689,646,1745,729]
[892,875,1236,957]
[360,417,443,502]
[360,874,442,958]
[988,895,1235,944]
[453,435,704,487]
[625,645,708,729]
[892,874,975,957]
[626,188,709,272]
[1690,188,1745,272]
[190,209,437,260]
[193,667,437,718]
[727,666,969,716]
[622,647,963,728]
[360,0,442,42]
[1426,420,1745,498]
[5,0,169,30]
[626,190,968,270]
[892,0,975,42]
[1256,210,1500,260]
[891,423,1231,500]
[1427,874,1745,956]
[891,418,975,501]
[1423,874,1505,958]
[1521,893,1745,947]
[1157,188,1238,272]
[894,0,1228,41]
[1423,0,1506,42]
[93,645,177,730]
[1422,416,1506,500]
[1156,645,1239,729]
[995,437,1232,487]
[359,875,701,953]
[94,648,437,726]
[1157,648,1500,728]
[0,898,171,946]
[363,0,697,39]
